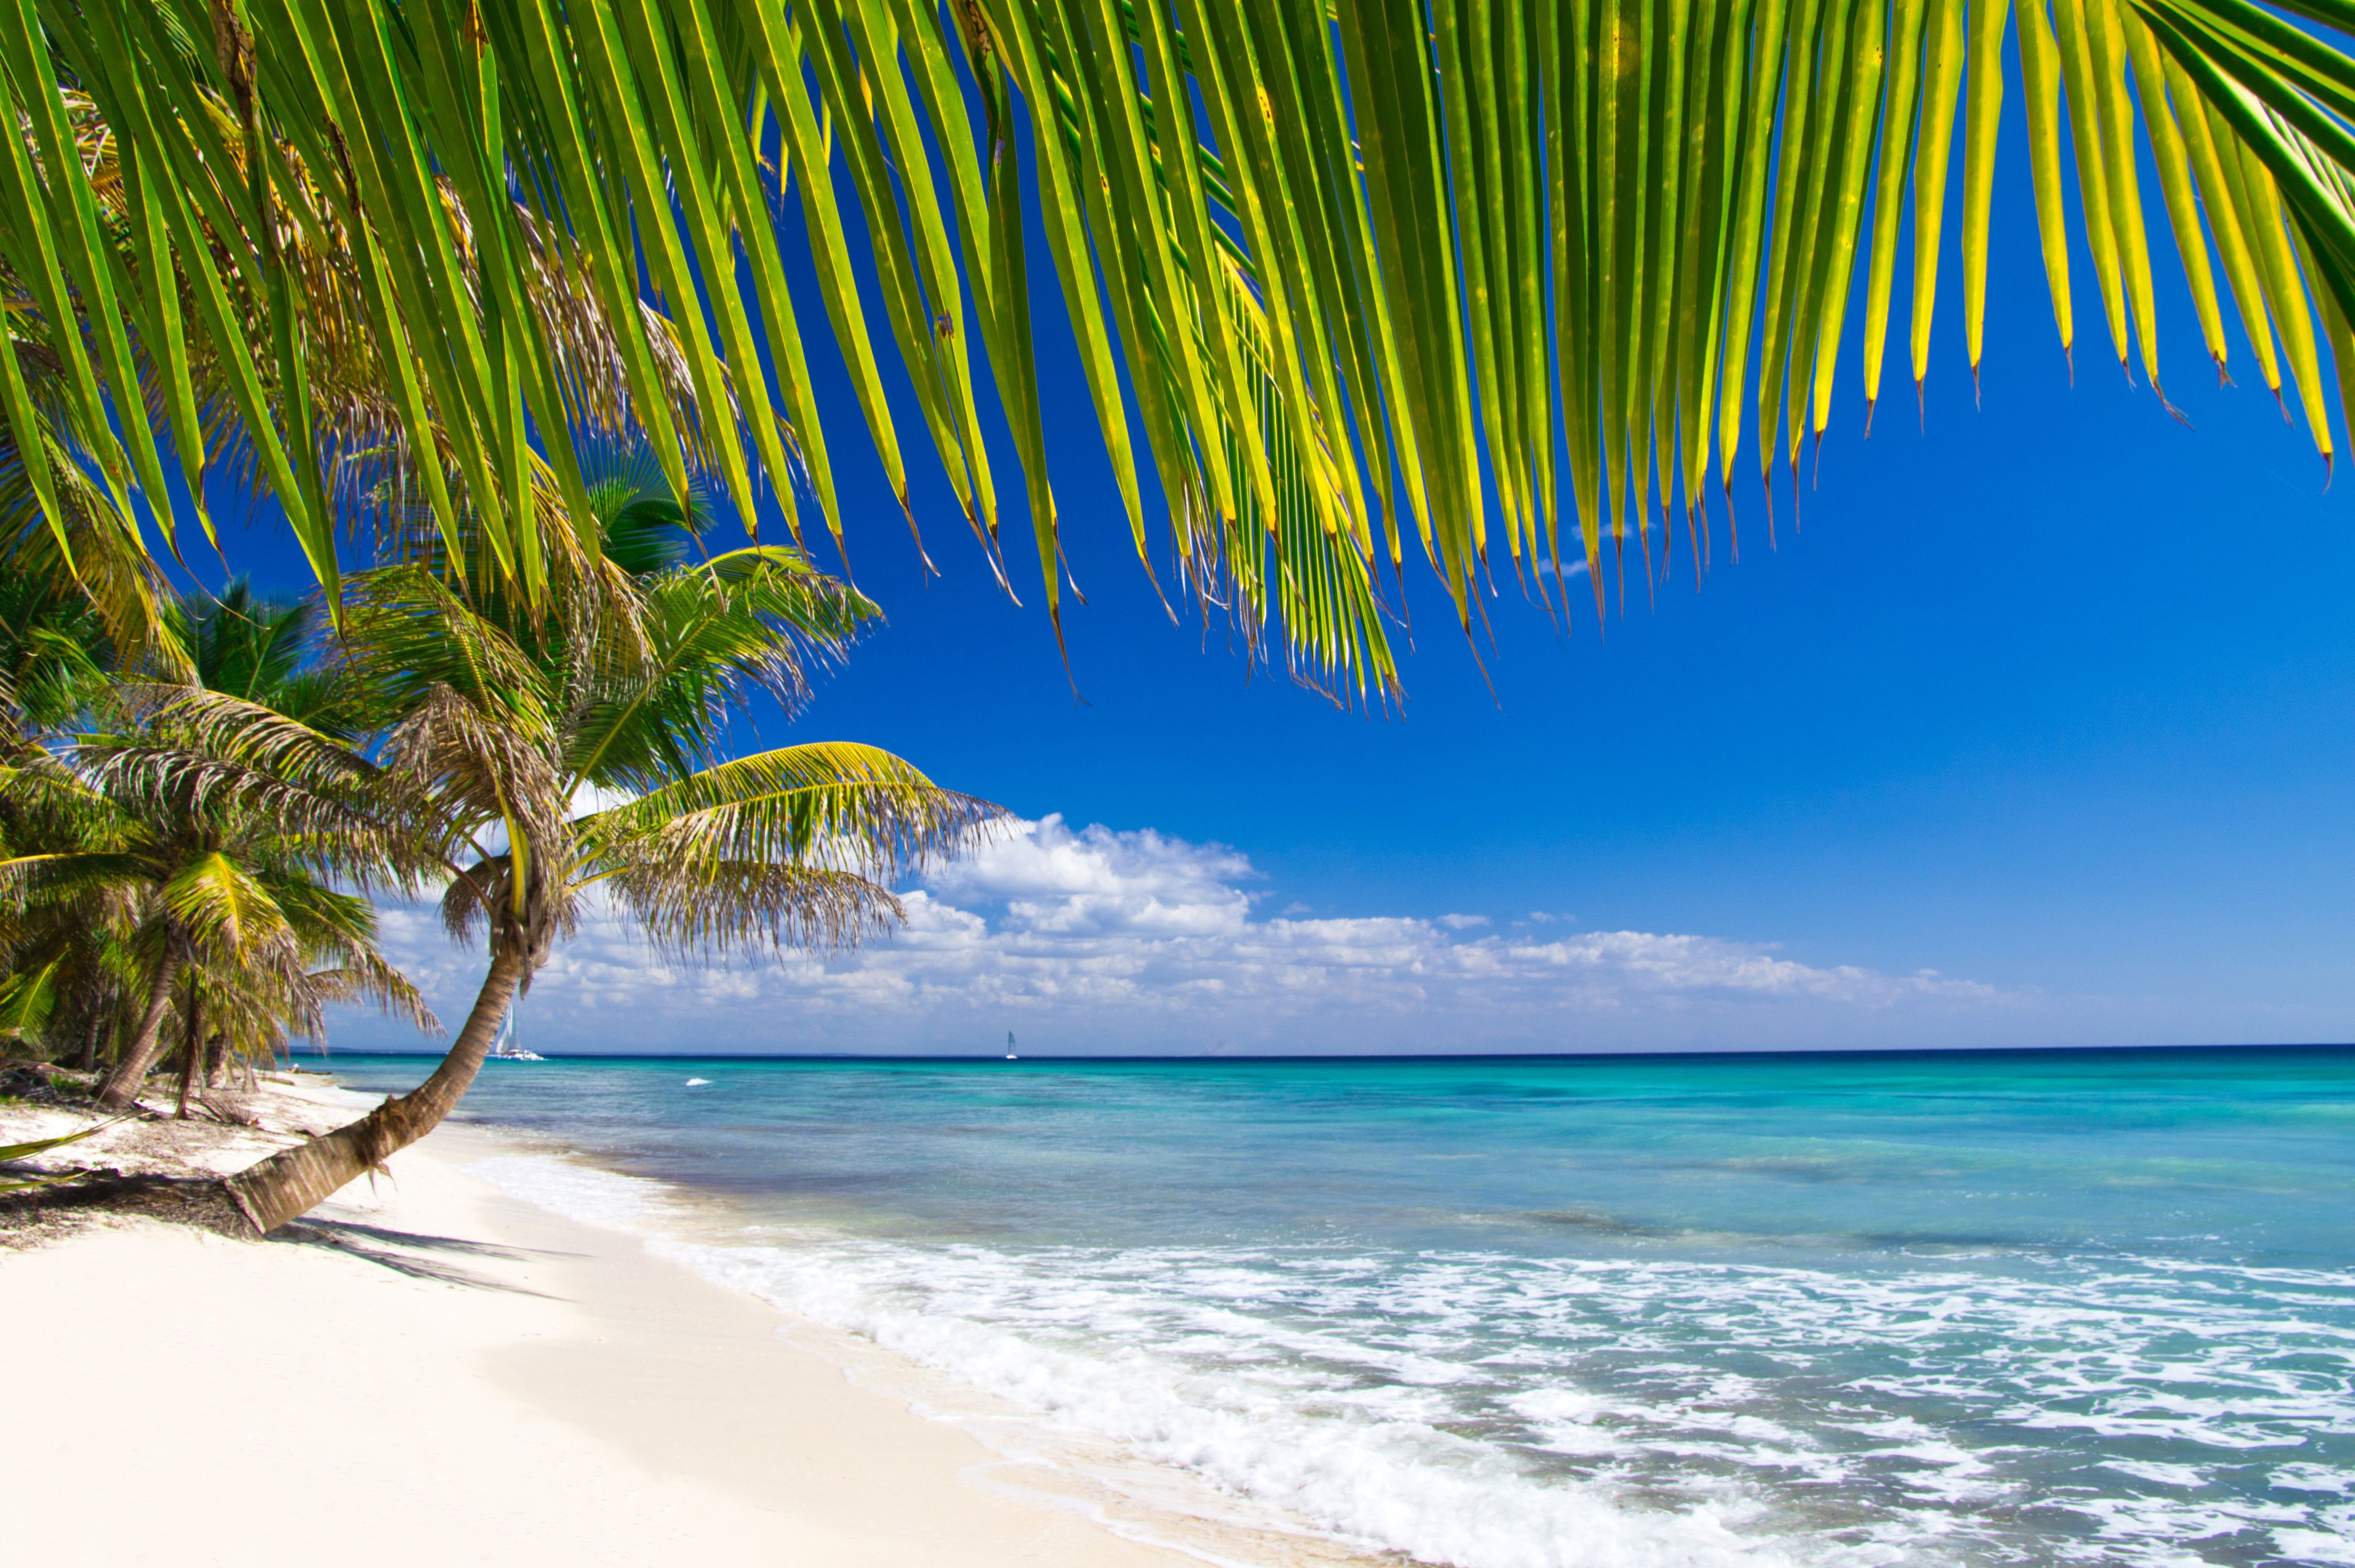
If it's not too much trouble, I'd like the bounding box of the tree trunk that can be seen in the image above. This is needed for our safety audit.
[95,932,187,1110]
[204,1030,228,1088]
[174,975,202,1120]
[221,945,527,1235]
[70,1010,101,1073]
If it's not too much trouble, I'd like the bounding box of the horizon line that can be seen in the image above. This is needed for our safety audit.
[296,1040,2355,1065]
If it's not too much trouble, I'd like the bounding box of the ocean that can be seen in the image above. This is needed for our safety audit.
[324,1047,2355,1567]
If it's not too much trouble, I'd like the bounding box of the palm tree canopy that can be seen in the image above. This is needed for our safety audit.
[0,727,437,1065]
[16,0,2354,698]
[330,458,1005,971]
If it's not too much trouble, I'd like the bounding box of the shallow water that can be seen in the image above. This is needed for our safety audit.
[325,1048,2355,1567]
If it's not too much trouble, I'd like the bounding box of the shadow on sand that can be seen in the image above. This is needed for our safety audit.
[271,1215,583,1296]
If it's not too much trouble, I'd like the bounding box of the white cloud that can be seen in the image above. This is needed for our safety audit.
[341,815,2018,1056]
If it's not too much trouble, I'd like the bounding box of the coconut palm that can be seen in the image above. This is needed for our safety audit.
[0,773,140,1068]
[0,732,434,1109]
[9,0,2355,695]
[198,463,1001,1232]
[0,564,432,1097]
[169,581,365,739]
[165,940,434,1109]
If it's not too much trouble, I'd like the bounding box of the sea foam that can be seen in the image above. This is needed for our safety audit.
[469,1152,1818,1568]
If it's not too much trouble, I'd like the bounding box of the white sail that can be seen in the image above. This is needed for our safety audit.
[490,1013,545,1061]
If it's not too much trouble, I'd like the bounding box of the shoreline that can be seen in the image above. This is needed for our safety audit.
[0,1076,1394,1568]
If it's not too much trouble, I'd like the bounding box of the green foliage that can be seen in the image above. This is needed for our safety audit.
[0,542,439,1073]
[344,456,1006,973]
[0,1118,114,1192]
[4,0,2355,702]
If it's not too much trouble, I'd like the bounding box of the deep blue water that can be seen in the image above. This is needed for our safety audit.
[327,1048,2355,1567]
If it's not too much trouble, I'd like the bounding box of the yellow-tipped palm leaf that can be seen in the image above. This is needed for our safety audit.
[10,0,2355,678]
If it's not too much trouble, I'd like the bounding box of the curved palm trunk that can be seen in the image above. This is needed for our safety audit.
[95,932,187,1110]
[221,947,528,1234]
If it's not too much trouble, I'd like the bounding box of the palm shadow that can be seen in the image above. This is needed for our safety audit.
[271,1216,582,1296]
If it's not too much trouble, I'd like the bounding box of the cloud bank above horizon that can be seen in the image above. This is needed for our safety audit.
[342,814,2031,1056]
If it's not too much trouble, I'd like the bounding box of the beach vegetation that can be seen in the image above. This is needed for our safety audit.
[0,566,439,1101]
[4,696,437,1110]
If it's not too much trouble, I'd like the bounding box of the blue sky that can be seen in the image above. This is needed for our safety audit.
[210,109,2355,1055]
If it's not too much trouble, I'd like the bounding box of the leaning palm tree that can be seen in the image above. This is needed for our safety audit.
[199,463,1002,1232]
[11,0,2355,693]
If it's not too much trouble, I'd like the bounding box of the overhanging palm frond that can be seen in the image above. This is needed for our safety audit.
[19,0,2355,691]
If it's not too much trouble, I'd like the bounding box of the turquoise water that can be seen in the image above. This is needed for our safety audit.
[329,1047,2355,1566]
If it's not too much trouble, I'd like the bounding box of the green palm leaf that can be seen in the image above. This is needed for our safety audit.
[159,849,291,954]
[0,1119,118,1193]
[17,0,2355,678]
[578,740,1001,881]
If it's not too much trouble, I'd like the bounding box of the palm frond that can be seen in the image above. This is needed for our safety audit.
[0,1119,121,1191]
[21,0,2355,682]
[578,741,1008,883]
[158,849,290,954]
[300,952,441,1035]
[603,861,906,961]
[562,549,882,792]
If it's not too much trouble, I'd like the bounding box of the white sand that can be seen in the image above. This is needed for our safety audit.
[0,1111,1234,1568]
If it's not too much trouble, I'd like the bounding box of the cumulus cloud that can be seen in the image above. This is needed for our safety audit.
[340,815,2016,1056]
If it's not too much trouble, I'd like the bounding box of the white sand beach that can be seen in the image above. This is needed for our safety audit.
[0,1080,1375,1568]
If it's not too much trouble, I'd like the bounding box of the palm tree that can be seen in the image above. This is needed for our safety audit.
[169,581,367,739]
[0,729,433,1109]
[6,1,2354,693]
[196,463,1003,1232]
[0,769,140,1069]
[171,940,437,1105]
[0,564,434,1100]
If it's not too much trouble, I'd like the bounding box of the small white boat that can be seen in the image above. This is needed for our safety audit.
[1005,1031,1018,1061]
[489,1014,545,1062]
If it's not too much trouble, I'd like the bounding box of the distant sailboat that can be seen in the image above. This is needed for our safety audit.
[489,1012,544,1061]
[1005,1031,1018,1061]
